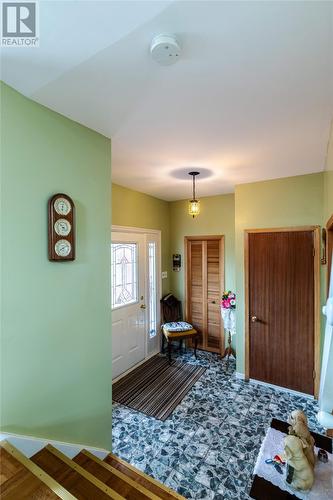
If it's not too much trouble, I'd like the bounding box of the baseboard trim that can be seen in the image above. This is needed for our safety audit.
[249,378,314,399]
[235,372,245,380]
[0,431,109,459]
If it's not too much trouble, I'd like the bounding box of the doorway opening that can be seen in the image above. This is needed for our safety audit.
[111,226,161,380]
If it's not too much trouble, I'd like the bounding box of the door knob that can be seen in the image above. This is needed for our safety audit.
[140,304,146,309]
[251,315,258,323]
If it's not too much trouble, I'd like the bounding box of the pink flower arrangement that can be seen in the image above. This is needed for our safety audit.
[221,290,236,310]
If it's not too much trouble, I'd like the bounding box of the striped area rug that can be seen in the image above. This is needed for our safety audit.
[112,355,206,420]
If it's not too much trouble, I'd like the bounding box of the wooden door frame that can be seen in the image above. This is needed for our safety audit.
[326,214,333,297]
[244,226,321,397]
[184,235,225,354]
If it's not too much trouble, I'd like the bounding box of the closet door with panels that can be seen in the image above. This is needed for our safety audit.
[186,236,224,353]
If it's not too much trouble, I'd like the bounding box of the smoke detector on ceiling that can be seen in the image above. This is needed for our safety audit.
[150,34,181,66]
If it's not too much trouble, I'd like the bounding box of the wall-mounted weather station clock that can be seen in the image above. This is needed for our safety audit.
[48,193,75,261]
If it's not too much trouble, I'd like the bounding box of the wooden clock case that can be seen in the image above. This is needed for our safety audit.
[48,193,75,261]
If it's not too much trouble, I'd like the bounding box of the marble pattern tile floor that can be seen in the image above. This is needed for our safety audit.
[112,350,324,499]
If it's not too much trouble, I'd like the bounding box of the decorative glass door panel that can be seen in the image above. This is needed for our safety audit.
[111,243,138,309]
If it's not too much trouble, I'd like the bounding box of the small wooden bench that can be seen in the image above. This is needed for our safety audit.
[162,326,199,363]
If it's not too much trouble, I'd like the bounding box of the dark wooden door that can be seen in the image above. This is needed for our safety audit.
[186,238,224,353]
[249,231,314,394]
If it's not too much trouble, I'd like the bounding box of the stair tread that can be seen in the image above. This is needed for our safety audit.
[31,446,123,499]
[74,451,157,500]
[104,454,184,500]
[1,443,184,500]
[0,448,24,485]
[0,448,60,499]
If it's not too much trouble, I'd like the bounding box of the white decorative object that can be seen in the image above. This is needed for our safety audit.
[221,307,236,337]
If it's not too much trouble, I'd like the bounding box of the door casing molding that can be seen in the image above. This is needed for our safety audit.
[326,214,333,297]
[184,235,225,354]
[244,226,321,397]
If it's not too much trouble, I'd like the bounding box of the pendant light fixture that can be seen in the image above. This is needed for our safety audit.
[188,171,200,218]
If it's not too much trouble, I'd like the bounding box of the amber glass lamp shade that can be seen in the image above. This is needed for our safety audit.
[188,199,200,218]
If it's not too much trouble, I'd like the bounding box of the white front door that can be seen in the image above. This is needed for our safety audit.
[111,232,145,379]
[111,230,160,379]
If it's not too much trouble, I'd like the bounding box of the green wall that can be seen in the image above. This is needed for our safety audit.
[0,83,112,449]
[234,173,324,374]
[112,183,170,294]
[323,121,333,223]
[169,194,235,309]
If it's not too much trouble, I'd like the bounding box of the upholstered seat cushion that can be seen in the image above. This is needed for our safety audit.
[163,321,193,332]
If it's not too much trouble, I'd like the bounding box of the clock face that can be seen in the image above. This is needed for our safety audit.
[55,239,72,257]
[54,218,71,236]
[54,197,71,216]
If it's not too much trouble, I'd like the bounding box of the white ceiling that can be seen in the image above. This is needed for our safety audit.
[1,1,333,201]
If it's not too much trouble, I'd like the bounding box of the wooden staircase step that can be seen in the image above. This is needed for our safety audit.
[0,440,75,499]
[104,453,184,500]
[73,450,159,500]
[0,447,23,485]
[31,444,125,499]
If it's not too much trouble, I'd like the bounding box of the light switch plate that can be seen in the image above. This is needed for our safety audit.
[161,271,168,279]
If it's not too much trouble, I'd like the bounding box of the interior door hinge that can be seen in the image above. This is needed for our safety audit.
[313,247,316,257]
[313,369,316,380]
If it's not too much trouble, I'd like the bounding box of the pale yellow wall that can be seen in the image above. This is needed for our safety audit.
[113,174,325,367]
[111,186,234,314]
[169,194,235,308]
[235,173,324,374]
[112,183,170,294]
